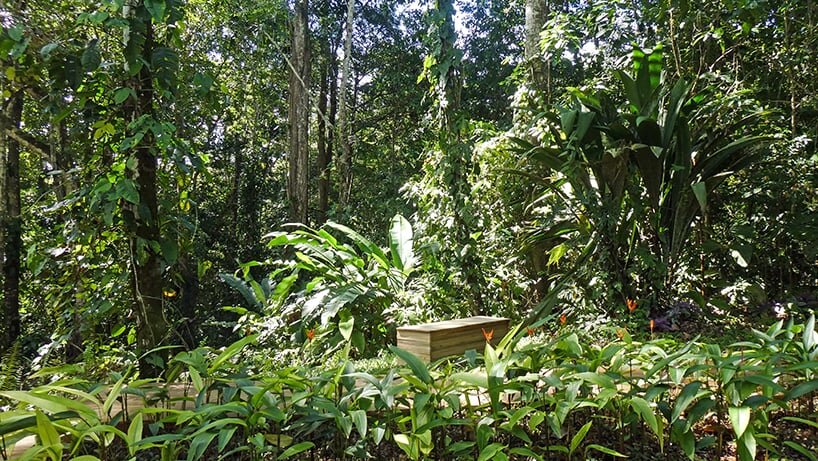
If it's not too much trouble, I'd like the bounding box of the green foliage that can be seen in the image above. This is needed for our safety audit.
[2,315,816,460]
[222,215,420,358]
[515,45,775,318]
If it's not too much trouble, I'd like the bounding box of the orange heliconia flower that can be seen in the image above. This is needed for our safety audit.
[650,319,655,334]
[627,299,637,313]
[481,328,494,342]
[306,329,315,342]
[559,314,567,325]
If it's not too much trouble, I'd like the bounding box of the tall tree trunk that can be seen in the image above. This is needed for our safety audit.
[178,256,199,349]
[124,7,168,376]
[231,143,242,232]
[1,91,22,352]
[288,0,310,224]
[435,0,485,314]
[316,46,330,224]
[337,0,354,212]
[525,0,548,95]
[0,84,6,352]
[49,101,75,201]
[783,11,797,133]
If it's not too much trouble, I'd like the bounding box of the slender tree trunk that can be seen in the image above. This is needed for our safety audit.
[0,85,6,352]
[124,7,168,376]
[178,256,199,349]
[231,143,242,231]
[337,0,354,212]
[524,0,548,95]
[288,0,310,224]
[324,54,338,218]
[316,47,330,224]
[784,12,797,133]
[1,91,22,352]
[50,101,76,200]
[435,0,485,314]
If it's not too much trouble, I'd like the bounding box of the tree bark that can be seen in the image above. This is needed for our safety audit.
[337,0,355,212]
[0,111,49,157]
[123,6,168,376]
[288,0,311,224]
[316,46,330,224]
[525,0,548,95]
[1,91,22,352]
[0,85,5,352]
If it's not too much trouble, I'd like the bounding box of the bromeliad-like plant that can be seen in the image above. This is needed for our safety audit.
[517,45,773,316]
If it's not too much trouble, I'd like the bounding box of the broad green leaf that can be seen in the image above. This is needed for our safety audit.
[324,222,390,268]
[631,397,660,439]
[35,411,60,448]
[570,421,592,455]
[102,373,126,416]
[127,413,144,455]
[186,431,217,461]
[160,239,178,265]
[389,214,414,272]
[586,444,628,458]
[736,430,756,461]
[782,416,818,429]
[372,426,386,445]
[672,382,702,422]
[728,406,751,439]
[40,43,58,58]
[783,441,818,461]
[144,0,167,22]
[350,410,367,438]
[784,379,818,401]
[803,313,816,351]
[218,274,260,309]
[339,315,354,341]
[572,371,615,390]
[691,182,707,214]
[0,391,95,418]
[279,441,314,460]
[509,447,542,460]
[208,334,257,374]
[547,243,568,266]
[189,367,203,393]
[217,426,238,452]
[389,346,432,384]
[452,372,488,388]
[81,40,101,71]
[117,179,139,204]
[662,78,690,147]
[477,443,505,461]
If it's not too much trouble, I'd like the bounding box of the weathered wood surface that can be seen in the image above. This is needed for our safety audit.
[397,316,510,362]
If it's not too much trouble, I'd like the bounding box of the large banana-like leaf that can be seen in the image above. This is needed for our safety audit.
[325,221,390,269]
[389,215,415,274]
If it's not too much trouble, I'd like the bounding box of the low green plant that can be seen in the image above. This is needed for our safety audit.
[2,314,816,460]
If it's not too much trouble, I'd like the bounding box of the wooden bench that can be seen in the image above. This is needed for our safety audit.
[396,316,510,362]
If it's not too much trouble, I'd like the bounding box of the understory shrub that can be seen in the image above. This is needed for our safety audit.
[1,313,816,460]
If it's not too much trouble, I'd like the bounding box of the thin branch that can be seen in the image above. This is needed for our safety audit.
[0,112,50,157]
